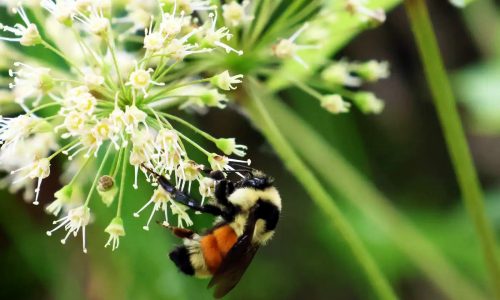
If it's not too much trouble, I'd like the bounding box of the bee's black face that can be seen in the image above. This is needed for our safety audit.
[238,173,274,190]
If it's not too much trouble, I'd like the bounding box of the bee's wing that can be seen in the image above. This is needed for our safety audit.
[208,205,260,299]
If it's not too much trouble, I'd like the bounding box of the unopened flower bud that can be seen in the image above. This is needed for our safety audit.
[215,138,247,157]
[353,92,385,114]
[354,60,389,82]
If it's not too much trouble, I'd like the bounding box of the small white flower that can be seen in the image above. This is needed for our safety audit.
[123,105,147,133]
[354,60,390,82]
[9,62,53,107]
[133,187,172,230]
[144,31,165,52]
[46,205,91,253]
[345,0,386,24]
[60,110,88,138]
[203,12,243,55]
[320,95,351,114]
[10,157,51,205]
[0,114,38,147]
[272,23,319,68]
[170,202,193,228]
[160,11,183,37]
[45,185,73,216]
[83,68,105,87]
[211,71,243,91]
[208,153,250,172]
[104,217,125,251]
[188,88,228,109]
[41,0,76,25]
[0,5,41,46]
[199,176,215,205]
[75,8,110,37]
[176,160,203,192]
[155,129,185,173]
[163,37,212,61]
[127,65,164,95]
[321,62,361,87]
[222,1,253,27]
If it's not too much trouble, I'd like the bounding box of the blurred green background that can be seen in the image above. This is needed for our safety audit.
[2,1,500,299]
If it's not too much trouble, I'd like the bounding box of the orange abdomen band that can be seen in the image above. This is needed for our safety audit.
[200,225,238,274]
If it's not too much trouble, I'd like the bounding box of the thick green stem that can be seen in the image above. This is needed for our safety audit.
[243,82,397,300]
[405,0,500,298]
[265,95,486,300]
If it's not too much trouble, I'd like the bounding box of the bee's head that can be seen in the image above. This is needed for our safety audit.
[237,170,274,190]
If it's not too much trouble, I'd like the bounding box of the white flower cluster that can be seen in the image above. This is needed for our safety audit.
[0,0,392,253]
[0,0,249,252]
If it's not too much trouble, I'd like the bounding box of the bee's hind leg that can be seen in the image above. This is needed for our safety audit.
[157,221,196,239]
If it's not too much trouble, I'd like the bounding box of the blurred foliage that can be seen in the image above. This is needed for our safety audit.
[454,60,500,134]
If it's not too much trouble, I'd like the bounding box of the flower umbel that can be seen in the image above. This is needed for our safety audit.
[0,1,251,252]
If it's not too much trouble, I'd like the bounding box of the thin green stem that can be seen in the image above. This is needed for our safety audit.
[106,37,126,95]
[48,140,78,160]
[243,81,397,300]
[84,144,114,206]
[266,94,487,300]
[406,0,500,298]
[146,78,210,103]
[27,102,60,114]
[110,147,124,178]
[116,146,129,218]
[160,112,217,142]
[290,78,323,101]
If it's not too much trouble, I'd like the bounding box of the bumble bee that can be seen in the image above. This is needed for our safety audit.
[144,166,281,298]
